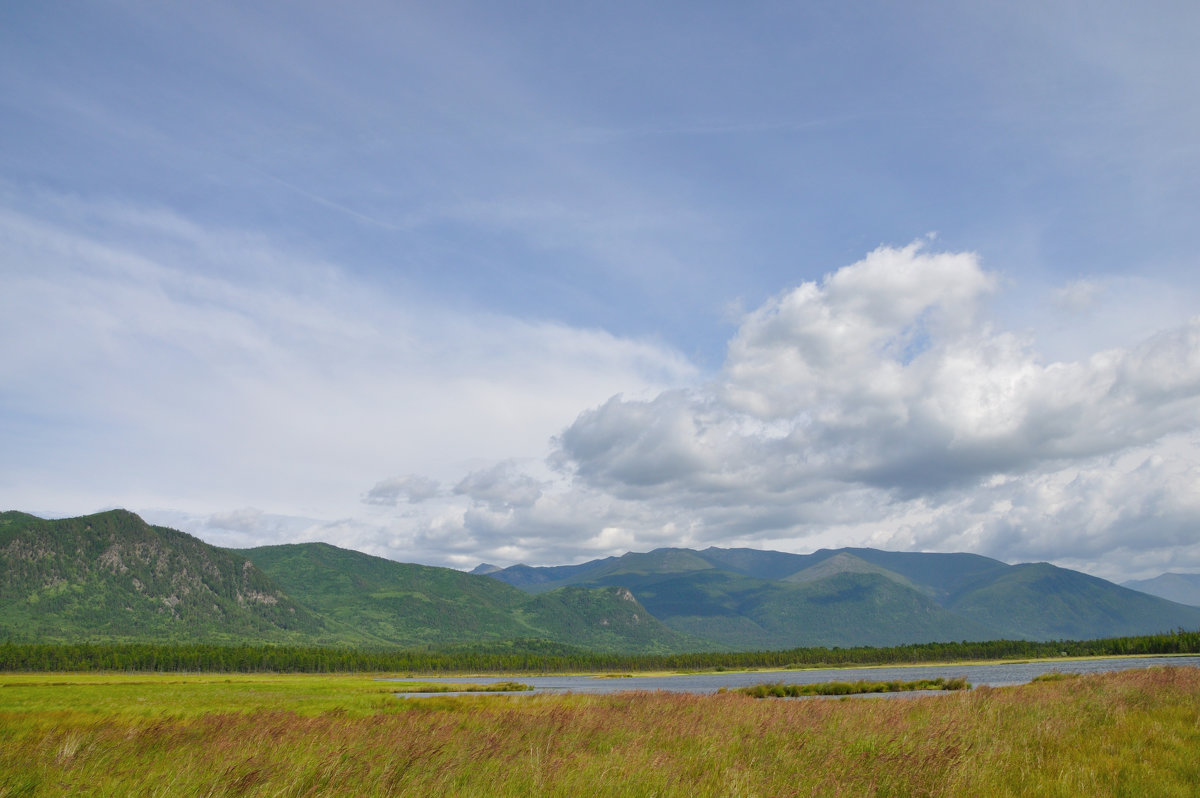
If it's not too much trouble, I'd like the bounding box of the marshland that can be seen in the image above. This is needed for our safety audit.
[3,665,1199,796]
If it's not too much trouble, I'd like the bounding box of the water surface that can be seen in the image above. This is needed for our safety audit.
[386,655,1200,697]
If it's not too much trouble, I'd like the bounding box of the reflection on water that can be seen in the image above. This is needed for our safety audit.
[386,655,1200,697]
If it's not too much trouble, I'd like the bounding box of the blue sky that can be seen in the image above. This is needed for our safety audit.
[3,1,1199,581]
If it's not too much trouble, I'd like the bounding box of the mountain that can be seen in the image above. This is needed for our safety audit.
[0,510,698,652]
[521,585,705,652]
[0,509,326,643]
[485,547,1200,648]
[238,542,701,652]
[782,552,929,594]
[633,570,997,649]
[469,563,503,575]
[943,562,1200,640]
[480,547,994,648]
[832,548,1009,599]
[7,508,1199,652]
[1123,573,1200,607]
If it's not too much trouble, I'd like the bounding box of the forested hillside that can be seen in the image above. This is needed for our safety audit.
[5,509,1200,652]
[0,511,699,652]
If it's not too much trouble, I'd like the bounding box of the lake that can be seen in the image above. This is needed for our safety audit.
[387,655,1200,696]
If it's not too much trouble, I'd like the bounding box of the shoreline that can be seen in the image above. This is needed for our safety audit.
[3,651,1199,682]
[396,651,1200,680]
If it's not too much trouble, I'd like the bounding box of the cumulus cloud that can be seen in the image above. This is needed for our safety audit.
[323,243,1200,578]
[206,507,271,534]
[454,461,543,511]
[141,507,322,550]
[364,475,442,506]
[527,243,1200,575]
[865,433,1200,581]
[16,205,1198,581]
[557,244,1200,498]
[127,241,1200,580]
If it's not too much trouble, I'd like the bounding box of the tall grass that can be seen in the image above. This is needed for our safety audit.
[2,667,1198,796]
[735,675,970,697]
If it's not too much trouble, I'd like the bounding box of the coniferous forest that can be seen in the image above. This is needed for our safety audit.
[3,629,1199,674]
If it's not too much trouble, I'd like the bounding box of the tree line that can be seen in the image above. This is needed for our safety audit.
[2,630,1198,674]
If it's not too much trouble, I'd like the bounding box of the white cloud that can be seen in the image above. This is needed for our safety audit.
[454,461,543,511]
[0,192,695,525]
[1054,278,1102,312]
[532,243,1200,576]
[8,207,1199,581]
[562,244,1200,494]
[364,475,442,506]
[246,242,1197,578]
[877,433,1200,581]
[141,507,322,550]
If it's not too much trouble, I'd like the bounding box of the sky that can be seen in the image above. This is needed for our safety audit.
[2,1,1199,582]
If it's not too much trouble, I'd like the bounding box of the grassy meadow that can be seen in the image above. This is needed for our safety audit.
[2,667,1199,796]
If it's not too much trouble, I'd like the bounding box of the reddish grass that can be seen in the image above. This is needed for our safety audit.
[2,666,1198,796]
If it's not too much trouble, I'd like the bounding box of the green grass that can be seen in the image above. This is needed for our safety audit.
[1030,671,1082,683]
[0,673,529,720]
[2,667,1199,795]
[733,676,970,697]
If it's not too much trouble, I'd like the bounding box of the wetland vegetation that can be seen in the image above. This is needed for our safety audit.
[2,666,1199,795]
[733,676,970,697]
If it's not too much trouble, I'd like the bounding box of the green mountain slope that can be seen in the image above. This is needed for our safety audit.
[837,548,1009,599]
[948,563,1200,640]
[239,542,702,652]
[502,562,996,649]
[483,558,620,591]
[0,510,325,643]
[692,547,817,580]
[1,510,705,652]
[740,572,998,648]
[782,552,929,595]
[505,548,718,595]
[486,546,1200,647]
[237,542,532,645]
[521,585,709,652]
[10,509,1197,652]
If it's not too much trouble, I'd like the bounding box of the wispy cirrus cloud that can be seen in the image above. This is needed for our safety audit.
[0,192,695,524]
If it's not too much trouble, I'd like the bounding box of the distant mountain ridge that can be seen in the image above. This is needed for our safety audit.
[4,509,1200,652]
[483,546,1200,648]
[1123,573,1200,608]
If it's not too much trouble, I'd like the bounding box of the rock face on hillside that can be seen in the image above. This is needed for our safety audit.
[0,510,324,642]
